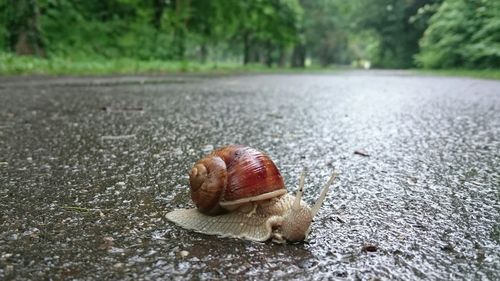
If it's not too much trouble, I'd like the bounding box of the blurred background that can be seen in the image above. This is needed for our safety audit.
[1,0,499,74]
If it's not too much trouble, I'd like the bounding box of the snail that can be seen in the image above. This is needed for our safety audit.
[166,145,337,243]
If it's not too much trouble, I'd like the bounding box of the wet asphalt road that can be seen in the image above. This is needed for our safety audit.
[0,71,499,280]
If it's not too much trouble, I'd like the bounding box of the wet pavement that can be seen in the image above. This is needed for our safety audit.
[0,71,499,280]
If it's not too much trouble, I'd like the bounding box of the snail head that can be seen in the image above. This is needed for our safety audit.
[281,170,338,242]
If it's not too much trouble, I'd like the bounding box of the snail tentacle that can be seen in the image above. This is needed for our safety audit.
[293,169,307,211]
[311,171,338,217]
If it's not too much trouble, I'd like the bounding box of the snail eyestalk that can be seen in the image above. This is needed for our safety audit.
[311,171,338,217]
[293,169,307,211]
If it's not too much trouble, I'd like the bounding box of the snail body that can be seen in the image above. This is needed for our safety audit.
[166,194,311,242]
[166,145,336,243]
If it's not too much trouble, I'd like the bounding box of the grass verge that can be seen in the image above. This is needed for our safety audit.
[1,53,498,79]
[0,53,339,76]
[414,69,500,80]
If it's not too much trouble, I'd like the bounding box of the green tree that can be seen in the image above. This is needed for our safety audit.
[416,0,500,68]
[230,0,302,66]
[302,0,350,66]
[349,0,440,68]
[4,0,45,56]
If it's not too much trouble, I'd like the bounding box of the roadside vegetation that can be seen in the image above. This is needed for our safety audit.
[0,0,498,78]
[414,69,500,80]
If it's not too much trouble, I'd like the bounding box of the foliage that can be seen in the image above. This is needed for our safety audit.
[38,0,174,59]
[4,0,45,56]
[0,0,305,65]
[1,0,498,70]
[0,0,6,48]
[348,0,442,68]
[301,0,350,66]
[416,0,500,68]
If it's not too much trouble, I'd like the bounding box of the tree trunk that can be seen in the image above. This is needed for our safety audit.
[152,0,165,30]
[6,0,45,57]
[173,0,190,60]
[200,44,207,63]
[278,46,286,67]
[249,42,260,64]
[243,32,250,65]
[291,43,306,68]
[265,41,273,67]
[173,30,186,60]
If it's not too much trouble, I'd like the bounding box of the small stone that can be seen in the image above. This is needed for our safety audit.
[173,148,183,156]
[5,264,14,274]
[179,250,189,258]
[1,253,13,261]
[113,262,125,270]
[99,236,114,250]
[201,144,214,153]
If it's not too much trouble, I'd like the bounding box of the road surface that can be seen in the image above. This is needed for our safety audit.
[1,71,499,280]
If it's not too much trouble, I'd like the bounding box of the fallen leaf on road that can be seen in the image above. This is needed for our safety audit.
[101,106,143,112]
[362,244,378,252]
[101,134,136,140]
[354,149,370,157]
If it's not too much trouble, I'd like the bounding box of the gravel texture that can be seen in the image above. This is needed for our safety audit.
[0,71,499,280]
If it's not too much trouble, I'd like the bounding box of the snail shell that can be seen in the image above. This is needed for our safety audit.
[166,145,337,243]
[188,145,286,215]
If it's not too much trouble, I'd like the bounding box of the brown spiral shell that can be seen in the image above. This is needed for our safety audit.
[188,145,286,215]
